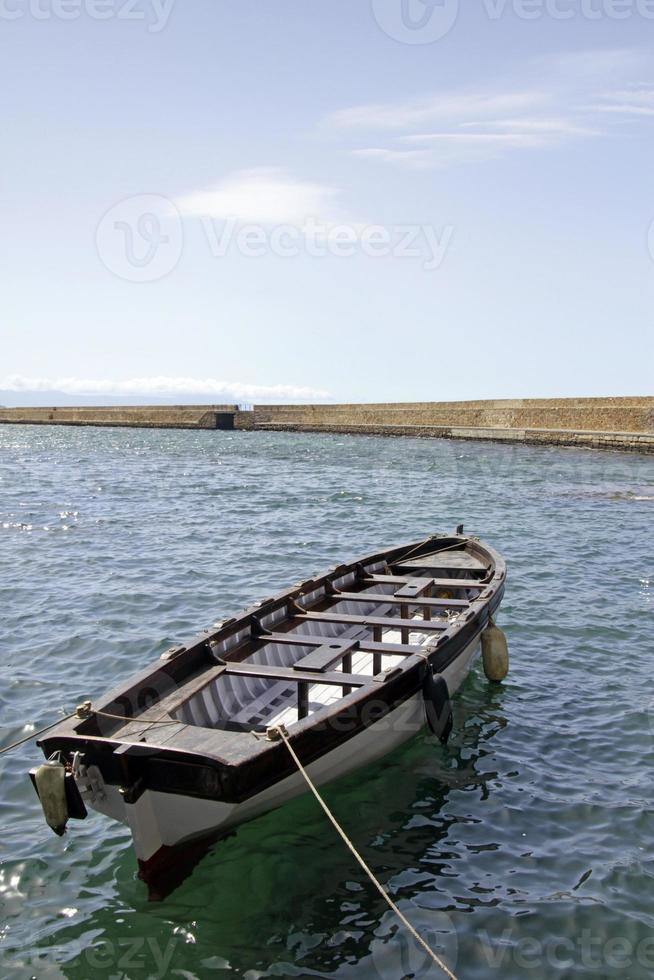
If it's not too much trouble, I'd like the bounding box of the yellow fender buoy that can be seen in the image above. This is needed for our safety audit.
[482,619,509,682]
[34,757,69,836]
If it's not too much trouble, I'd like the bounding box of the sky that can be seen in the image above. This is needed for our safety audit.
[1,0,654,405]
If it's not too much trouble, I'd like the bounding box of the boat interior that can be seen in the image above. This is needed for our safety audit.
[159,543,495,735]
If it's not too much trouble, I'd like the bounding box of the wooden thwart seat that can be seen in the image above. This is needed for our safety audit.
[253,631,434,658]
[292,638,360,673]
[363,574,487,591]
[294,611,449,631]
[225,662,369,688]
[330,590,469,610]
[394,579,433,598]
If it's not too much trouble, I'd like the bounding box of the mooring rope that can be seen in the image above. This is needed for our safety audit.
[0,702,179,756]
[0,713,76,755]
[269,724,459,980]
[397,535,468,565]
[83,707,178,726]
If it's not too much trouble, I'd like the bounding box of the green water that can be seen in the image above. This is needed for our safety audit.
[1,426,652,978]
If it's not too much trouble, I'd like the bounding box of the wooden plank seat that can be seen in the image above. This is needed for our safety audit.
[330,590,469,610]
[394,579,434,598]
[292,637,360,673]
[252,631,436,658]
[224,662,370,688]
[294,611,449,632]
[363,574,487,591]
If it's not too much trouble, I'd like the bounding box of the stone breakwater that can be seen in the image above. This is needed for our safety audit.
[234,398,654,454]
[0,405,238,429]
[1,398,652,452]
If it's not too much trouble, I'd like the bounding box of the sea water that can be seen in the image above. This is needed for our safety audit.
[0,425,652,979]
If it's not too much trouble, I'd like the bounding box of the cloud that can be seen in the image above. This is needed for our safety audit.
[352,147,435,168]
[591,87,654,116]
[538,48,639,78]
[177,168,344,225]
[396,117,600,164]
[324,49,654,170]
[0,375,332,403]
[326,86,588,168]
[458,117,598,137]
[327,90,548,131]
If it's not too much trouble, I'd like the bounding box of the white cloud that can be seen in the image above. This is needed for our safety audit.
[325,49,654,170]
[352,147,434,168]
[537,48,638,78]
[327,90,548,131]
[176,168,344,225]
[591,87,654,116]
[326,87,589,168]
[0,375,332,403]
[458,117,598,136]
[405,132,548,147]
[398,121,590,167]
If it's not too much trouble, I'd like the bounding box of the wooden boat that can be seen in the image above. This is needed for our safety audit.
[31,531,506,898]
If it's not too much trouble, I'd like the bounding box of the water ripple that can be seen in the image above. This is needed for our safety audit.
[0,426,653,979]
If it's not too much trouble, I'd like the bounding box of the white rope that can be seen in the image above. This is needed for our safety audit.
[75,701,179,727]
[270,725,459,980]
[91,708,178,726]
[0,713,76,755]
[0,702,178,757]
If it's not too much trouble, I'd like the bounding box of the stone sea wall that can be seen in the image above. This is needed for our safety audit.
[244,397,654,433]
[1,398,652,452]
[235,397,654,453]
[0,405,238,429]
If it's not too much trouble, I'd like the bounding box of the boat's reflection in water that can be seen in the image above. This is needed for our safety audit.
[53,669,508,978]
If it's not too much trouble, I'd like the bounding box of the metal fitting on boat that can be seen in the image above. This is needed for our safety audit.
[160,644,186,661]
[265,724,289,742]
[75,700,93,719]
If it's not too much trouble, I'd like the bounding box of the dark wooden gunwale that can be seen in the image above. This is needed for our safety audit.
[38,534,506,805]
